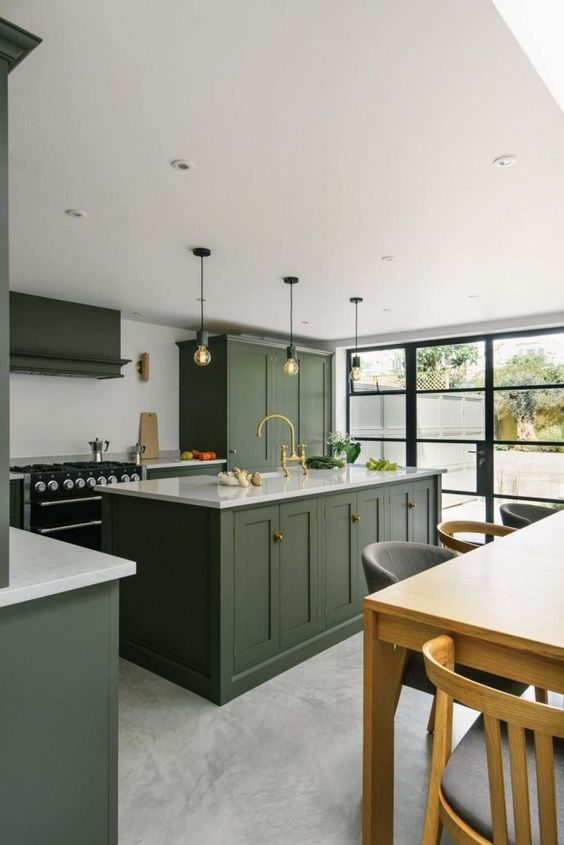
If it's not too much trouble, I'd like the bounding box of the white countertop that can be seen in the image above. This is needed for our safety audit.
[97,465,443,510]
[0,528,136,609]
[143,458,226,470]
[10,472,24,481]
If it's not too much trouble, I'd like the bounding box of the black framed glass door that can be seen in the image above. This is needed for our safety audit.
[347,328,564,523]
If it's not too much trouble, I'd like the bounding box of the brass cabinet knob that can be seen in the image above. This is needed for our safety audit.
[352,513,361,524]
[229,449,237,454]
[408,501,416,509]
[274,530,284,542]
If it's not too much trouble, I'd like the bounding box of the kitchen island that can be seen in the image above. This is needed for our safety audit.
[100,466,442,704]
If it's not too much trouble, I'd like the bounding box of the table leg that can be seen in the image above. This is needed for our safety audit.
[363,608,404,845]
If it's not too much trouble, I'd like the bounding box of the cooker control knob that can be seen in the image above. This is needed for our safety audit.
[63,479,74,491]
[47,480,59,492]
[108,475,118,484]
[75,478,86,489]
[130,473,140,482]
[121,474,131,483]
[34,481,46,493]
[97,476,107,486]
[86,477,96,488]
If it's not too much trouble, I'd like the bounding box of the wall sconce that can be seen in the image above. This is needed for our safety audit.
[136,352,150,381]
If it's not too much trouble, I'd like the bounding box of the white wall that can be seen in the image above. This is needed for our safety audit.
[10,320,193,459]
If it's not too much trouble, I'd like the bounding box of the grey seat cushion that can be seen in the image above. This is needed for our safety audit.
[442,716,564,843]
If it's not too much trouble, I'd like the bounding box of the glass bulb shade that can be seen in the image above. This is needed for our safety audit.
[284,357,299,376]
[194,345,211,367]
[350,366,362,382]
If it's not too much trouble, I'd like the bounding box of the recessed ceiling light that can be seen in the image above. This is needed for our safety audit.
[301,320,310,325]
[382,307,392,312]
[468,294,480,299]
[65,208,87,218]
[132,311,145,317]
[381,255,395,262]
[171,159,195,171]
[493,155,516,168]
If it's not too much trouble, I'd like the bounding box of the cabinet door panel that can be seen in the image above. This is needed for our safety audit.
[357,487,387,603]
[279,499,319,648]
[411,478,437,544]
[299,353,332,457]
[324,493,357,627]
[234,507,279,670]
[229,344,273,471]
[388,482,412,541]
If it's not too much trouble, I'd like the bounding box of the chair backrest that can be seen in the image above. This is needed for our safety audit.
[423,635,564,844]
[361,541,454,593]
[437,520,516,554]
[500,502,558,530]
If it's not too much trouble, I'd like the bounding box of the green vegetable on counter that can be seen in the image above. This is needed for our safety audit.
[366,458,399,471]
[306,455,346,469]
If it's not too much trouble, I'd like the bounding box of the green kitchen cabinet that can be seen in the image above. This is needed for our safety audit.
[233,498,319,669]
[279,498,319,648]
[145,463,224,480]
[178,335,332,472]
[298,351,332,458]
[356,485,387,601]
[0,581,119,845]
[229,342,274,471]
[388,477,437,544]
[324,492,357,627]
[233,505,280,669]
[9,478,23,528]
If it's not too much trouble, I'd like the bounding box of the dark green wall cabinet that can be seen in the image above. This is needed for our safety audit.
[102,473,440,705]
[177,335,332,470]
[0,19,41,586]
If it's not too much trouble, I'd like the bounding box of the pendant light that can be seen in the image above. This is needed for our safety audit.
[349,297,363,382]
[193,247,211,367]
[283,276,299,376]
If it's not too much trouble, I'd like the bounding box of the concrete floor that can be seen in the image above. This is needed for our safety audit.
[119,633,476,844]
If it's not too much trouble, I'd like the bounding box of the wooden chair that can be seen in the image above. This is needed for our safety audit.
[437,520,516,555]
[420,635,564,845]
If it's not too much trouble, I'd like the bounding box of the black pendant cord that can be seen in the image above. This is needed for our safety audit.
[290,282,294,347]
[199,256,204,333]
[355,301,358,354]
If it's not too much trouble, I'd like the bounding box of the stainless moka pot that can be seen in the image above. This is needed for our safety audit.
[132,443,146,466]
[89,438,110,462]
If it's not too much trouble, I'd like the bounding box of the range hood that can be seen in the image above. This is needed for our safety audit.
[10,292,131,378]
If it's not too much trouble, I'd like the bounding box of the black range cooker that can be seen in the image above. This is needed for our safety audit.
[10,461,146,550]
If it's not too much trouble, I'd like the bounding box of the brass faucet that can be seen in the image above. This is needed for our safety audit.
[256,414,308,478]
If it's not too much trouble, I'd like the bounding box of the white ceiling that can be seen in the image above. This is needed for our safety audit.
[2,0,564,342]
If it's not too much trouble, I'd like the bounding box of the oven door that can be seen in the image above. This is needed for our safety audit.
[31,496,103,550]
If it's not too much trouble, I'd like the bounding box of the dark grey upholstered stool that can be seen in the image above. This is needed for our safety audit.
[361,542,526,706]
[500,502,558,530]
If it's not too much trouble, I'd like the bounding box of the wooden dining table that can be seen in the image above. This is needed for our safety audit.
[362,509,564,844]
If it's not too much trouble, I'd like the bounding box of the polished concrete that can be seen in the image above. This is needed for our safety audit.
[119,633,472,845]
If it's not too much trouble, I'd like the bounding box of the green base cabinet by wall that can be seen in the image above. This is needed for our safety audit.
[102,473,440,706]
[145,464,224,481]
[177,335,332,471]
[0,582,119,845]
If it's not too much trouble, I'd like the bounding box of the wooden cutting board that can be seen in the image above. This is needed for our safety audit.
[139,412,159,459]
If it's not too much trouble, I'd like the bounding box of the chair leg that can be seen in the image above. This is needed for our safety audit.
[427,695,436,734]
[535,687,548,704]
